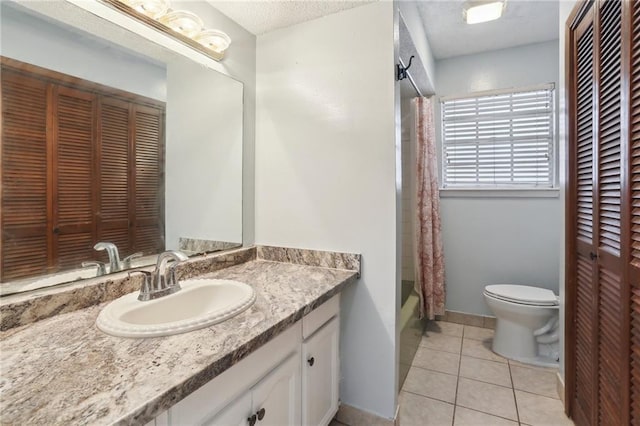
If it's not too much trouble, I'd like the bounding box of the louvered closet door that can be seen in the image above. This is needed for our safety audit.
[0,71,50,280]
[53,86,97,270]
[133,105,164,254]
[98,97,132,257]
[595,1,626,424]
[571,7,598,425]
[628,0,640,422]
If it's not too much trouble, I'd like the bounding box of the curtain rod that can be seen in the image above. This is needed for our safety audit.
[398,56,424,98]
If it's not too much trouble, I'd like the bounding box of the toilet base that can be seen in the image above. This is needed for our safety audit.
[492,320,559,368]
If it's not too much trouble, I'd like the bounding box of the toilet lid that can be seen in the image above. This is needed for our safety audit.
[485,285,558,306]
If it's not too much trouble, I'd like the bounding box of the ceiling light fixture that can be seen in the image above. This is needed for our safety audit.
[463,0,506,25]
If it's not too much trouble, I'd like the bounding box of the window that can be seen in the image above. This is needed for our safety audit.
[440,84,555,189]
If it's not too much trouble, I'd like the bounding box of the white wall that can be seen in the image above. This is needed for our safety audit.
[255,2,398,419]
[436,41,561,316]
[172,1,257,246]
[396,1,436,93]
[165,60,243,249]
[0,3,166,100]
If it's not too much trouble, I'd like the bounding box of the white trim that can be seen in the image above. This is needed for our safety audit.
[439,188,560,199]
[440,83,556,102]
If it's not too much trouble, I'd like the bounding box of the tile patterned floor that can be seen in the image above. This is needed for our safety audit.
[398,321,574,426]
[330,320,574,426]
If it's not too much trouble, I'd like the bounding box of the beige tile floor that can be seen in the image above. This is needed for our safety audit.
[331,321,574,426]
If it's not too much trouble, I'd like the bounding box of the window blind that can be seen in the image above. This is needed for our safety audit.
[441,84,555,188]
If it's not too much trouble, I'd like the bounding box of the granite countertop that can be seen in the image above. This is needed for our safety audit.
[0,259,357,425]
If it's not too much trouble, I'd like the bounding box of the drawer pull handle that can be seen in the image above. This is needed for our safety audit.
[257,408,266,420]
[247,414,257,426]
[307,357,315,366]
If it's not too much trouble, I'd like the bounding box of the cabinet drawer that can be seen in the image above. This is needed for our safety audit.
[303,294,340,339]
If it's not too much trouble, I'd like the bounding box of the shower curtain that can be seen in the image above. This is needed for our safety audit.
[414,97,445,320]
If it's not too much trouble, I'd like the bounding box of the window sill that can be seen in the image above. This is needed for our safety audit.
[439,188,560,199]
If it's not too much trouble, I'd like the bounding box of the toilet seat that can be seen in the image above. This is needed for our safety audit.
[484,284,558,307]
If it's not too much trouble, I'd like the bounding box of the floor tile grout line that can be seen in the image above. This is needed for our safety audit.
[513,387,562,400]
[416,344,462,356]
[417,344,462,355]
[454,402,522,424]
[455,374,514,390]
[408,362,459,378]
[400,389,456,407]
[457,349,508,364]
[507,357,522,425]
[451,325,466,426]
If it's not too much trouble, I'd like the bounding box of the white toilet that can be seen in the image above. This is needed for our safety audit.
[483,284,559,367]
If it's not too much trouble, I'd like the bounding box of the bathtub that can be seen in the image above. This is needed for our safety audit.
[398,281,426,390]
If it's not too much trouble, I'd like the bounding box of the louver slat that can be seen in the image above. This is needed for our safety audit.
[595,1,624,424]
[571,10,598,425]
[631,0,640,270]
[597,266,622,425]
[598,0,622,257]
[575,255,596,424]
[1,71,50,280]
[577,22,595,244]
[631,288,640,426]
[99,98,131,257]
[629,2,640,424]
[133,105,164,254]
[54,87,96,270]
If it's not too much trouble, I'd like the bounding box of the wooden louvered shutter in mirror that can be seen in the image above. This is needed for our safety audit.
[570,8,598,424]
[53,86,97,270]
[0,71,50,281]
[98,97,132,258]
[1,58,165,284]
[133,105,164,255]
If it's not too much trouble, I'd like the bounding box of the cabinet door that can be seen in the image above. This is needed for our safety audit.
[203,392,252,426]
[302,317,339,426]
[251,353,301,426]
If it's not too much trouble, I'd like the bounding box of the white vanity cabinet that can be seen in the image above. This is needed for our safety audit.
[301,317,339,426]
[206,353,301,426]
[147,294,340,426]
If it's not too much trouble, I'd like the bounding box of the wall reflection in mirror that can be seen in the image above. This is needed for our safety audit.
[0,1,243,295]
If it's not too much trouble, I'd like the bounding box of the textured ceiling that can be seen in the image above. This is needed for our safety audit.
[415,0,559,59]
[206,0,374,35]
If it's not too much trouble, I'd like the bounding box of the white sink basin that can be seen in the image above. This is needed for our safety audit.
[96,279,256,338]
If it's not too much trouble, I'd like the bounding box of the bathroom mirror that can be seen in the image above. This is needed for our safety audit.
[0,1,243,295]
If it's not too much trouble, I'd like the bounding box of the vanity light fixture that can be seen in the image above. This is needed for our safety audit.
[109,0,232,60]
[121,0,169,19]
[194,29,232,53]
[463,0,506,24]
[159,10,204,38]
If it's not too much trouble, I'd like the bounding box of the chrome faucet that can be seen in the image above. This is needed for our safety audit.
[93,242,143,273]
[94,242,122,273]
[135,250,188,301]
[81,261,107,276]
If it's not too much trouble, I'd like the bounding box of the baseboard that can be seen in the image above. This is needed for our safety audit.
[335,402,395,426]
[556,371,565,405]
[438,310,496,329]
